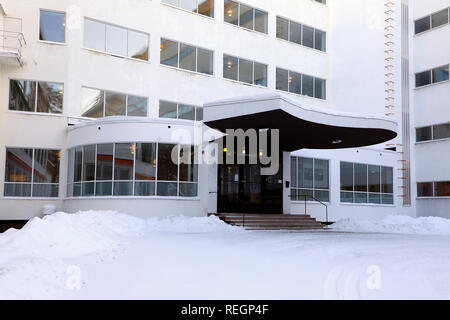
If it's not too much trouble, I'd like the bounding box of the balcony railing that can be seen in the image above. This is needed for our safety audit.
[0,16,25,66]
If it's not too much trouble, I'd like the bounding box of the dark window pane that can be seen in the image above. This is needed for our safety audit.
[369,193,381,204]
[84,19,106,51]
[298,189,313,201]
[431,9,449,28]
[159,100,178,118]
[416,126,432,142]
[224,0,239,25]
[417,182,433,197]
[239,4,254,30]
[354,163,368,192]
[435,181,450,197]
[9,80,36,112]
[180,146,198,182]
[315,78,326,99]
[302,74,314,97]
[95,181,112,196]
[340,162,353,191]
[415,16,431,34]
[68,147,82,183]
[416,70,431,87]
[127,96,147,117]
[298,157,313,188]
[96,143,113,181]
[290,157,297,188]
[135,143,156,181]
[180,0,197,12]
[382,194,394,205]
[81,88,104,118]
[4,183,31,197]
[157,144,178,181]
[40,10,65,43]
[113,181,133,196]
[5,148,33,183]
[196,107,203,121]
[302,25,314,48]
[135,182,155,196]
[355,192,367,203]
[105,91,126,116]
[290,188,297,201]
[314,190,329,202]
[432,65,449,83]
[254,9,268,34]
[82,182,94,196]
[197,48,214,75]
[128,30,149,61]
[37,82,63,114]
[179,43,197,72]
[289,21,302,45]
[33,149,60,183]
[253,62,267,87]
[83,145,96,182]
[106,24,127,56]
[32,184,58,197]
[223,54,238,81]
[289,71,302,95]
[340,191,353,203]
[238,58,253,84]
[114,143,134,181]
[157,182,178,196]
[315,29,326,51]
[276,68,288,91]
[198,0,214,18]
[433,123,450,140]
[368,165,381,193]
[179,183,198,197]
[160,39,179,67]
[381,166,393,194]
[276,17,289,41]
[314,159,329,189]
[178,104,196,120]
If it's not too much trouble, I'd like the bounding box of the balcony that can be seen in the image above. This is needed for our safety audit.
[0,16,25,67]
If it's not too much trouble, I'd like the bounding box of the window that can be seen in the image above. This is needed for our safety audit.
[291,157,329,202]
[416,65,450,87]
[223,54,267,87]
[39,10,66,43]
[418,181,450,197]
[276,67,326,100]
[276,16,327,52]
[162,0,214,18]
[83,18,149,61]
[159,100,203,121]
[224,0,268,34]
[415,8,450,34]
[416,123,450,142]
[432,65,449,83]
[160,38,214,75]
[9,79,63,114]
[67,143,198,198]
[81,87,148,118]
[4,148,60,197]
[340,162,394,205]
[415,70,431,87]
[315,0,326,4]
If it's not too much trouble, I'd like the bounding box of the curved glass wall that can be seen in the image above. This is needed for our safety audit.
[67,142,198,198]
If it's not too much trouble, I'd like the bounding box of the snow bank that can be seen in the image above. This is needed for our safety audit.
[146,215,243,233]
[332,215,450,235]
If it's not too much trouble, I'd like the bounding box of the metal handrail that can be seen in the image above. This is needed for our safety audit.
[301,194,329,223]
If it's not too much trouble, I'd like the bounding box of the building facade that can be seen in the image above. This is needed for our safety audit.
[0,0,447,225]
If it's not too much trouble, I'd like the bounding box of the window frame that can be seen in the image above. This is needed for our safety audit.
[161,0,215,19]
[417,181,450,198]
[416,122,450,143]
[414,7,450,35]
[38,8,67,45]
[223,0,268,35]
[158,99,204,121]
[415,64,450,88]
[275,67,327,100]
[222,53,268,87]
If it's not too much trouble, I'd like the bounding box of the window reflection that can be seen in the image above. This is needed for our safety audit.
[40,10,66,43]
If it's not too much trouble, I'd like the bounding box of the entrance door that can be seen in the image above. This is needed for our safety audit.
[218,163,283,214]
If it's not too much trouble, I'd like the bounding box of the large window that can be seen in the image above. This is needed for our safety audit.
[67,143,198,198]
[39,10,66,43]
[162,0,214,18]
[160,38,214,75]
[9,79,63,114]
[223,54,267,87]
[159,100,203,121]
[340,162,394,205]
[418,181,450,197]
[416,123,450,142]
[416,64,450,87]
[81,87,148,118]
[276,67,326,100]
[415,8,449,34]
[290,157,329,202]
[83,18,149,61]
[4,148,60,197]
[224,1,268,34]
[276,16,326,52]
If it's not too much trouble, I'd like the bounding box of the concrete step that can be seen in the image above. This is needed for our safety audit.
[218,213,324,230]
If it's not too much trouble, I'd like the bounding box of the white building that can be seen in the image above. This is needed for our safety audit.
[0,0,448,230]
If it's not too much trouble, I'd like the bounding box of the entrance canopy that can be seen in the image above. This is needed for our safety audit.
[204,93,397,152]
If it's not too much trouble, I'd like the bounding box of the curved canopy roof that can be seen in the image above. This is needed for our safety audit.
[204,93,397,152]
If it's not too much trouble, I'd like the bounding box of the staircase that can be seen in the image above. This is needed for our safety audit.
[218,213,324,231]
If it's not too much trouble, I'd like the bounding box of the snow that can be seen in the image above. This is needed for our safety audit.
[1,211,450,299]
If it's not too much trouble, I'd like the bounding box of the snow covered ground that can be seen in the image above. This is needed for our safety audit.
[1,211,450,300]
